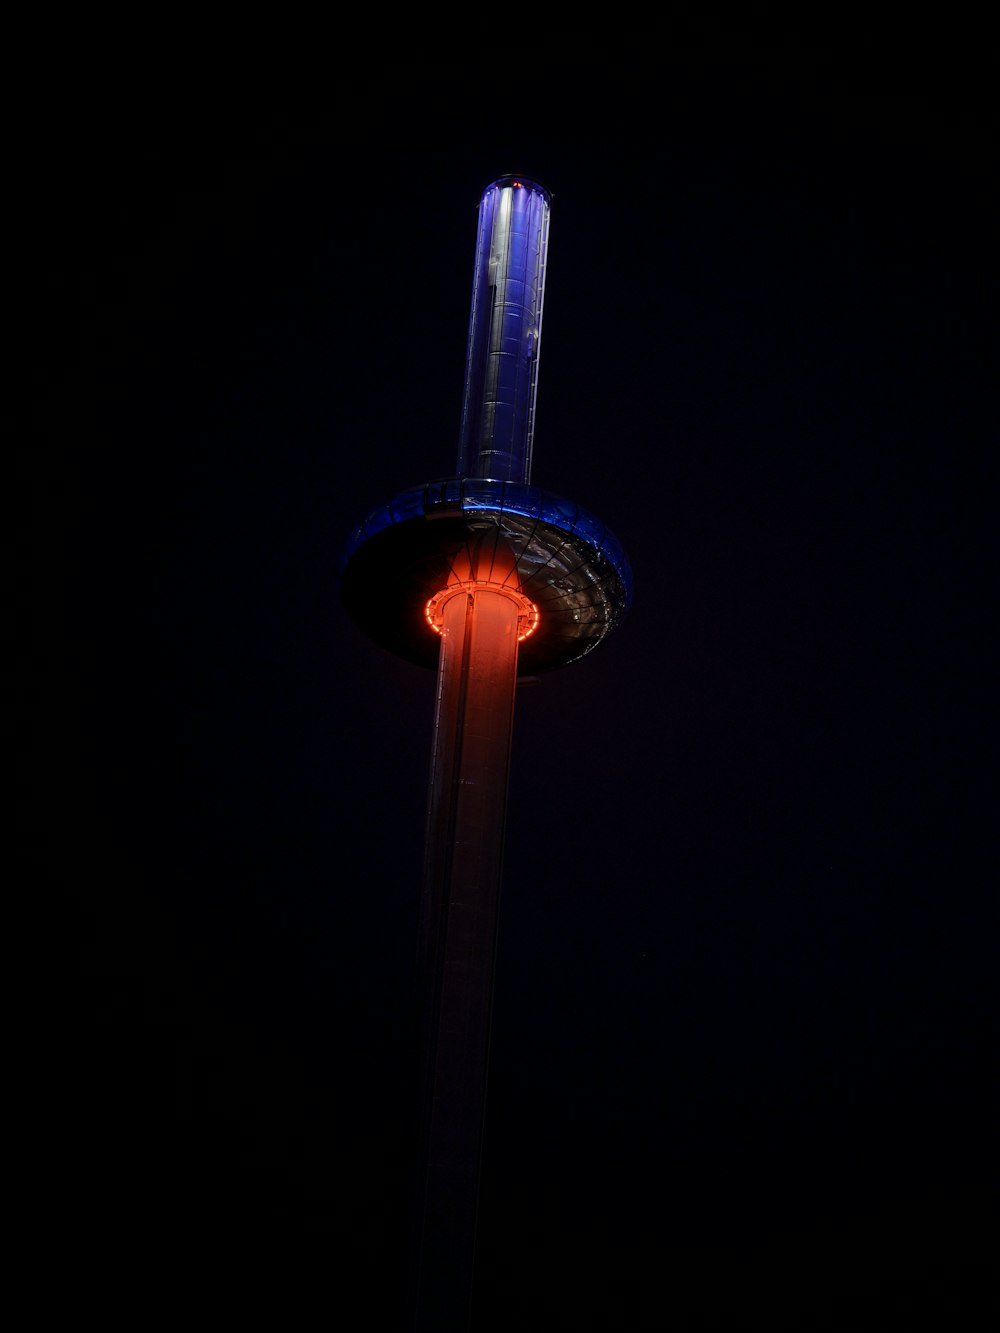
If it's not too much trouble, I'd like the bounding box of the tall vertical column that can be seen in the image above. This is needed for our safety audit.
[338,173,632,1330]
[457,176,551,484]
[410,535,535,1330]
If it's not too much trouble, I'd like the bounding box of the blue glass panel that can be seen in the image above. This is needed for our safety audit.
[573,511,606,549]
[501,482,542,520]
[363,503,392,540]
[390,487,426,523]
[461,478,498,511]
[423,480,447,509]
[540,494,578,530]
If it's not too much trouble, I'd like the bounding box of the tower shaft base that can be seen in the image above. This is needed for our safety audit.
[411,586,520,1331]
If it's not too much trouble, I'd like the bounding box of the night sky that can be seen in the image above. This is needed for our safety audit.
[78,80,995,1325]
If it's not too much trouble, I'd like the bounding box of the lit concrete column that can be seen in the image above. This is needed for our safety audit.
[412,541,532,1331]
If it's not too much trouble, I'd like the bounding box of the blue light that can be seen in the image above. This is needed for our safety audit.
[339,478,634,613]
[457,178,551,485]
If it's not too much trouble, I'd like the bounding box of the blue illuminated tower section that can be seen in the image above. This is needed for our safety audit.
[340,176,632,1331]
[457,176,550,482]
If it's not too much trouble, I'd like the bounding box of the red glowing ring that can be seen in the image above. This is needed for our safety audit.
[425,582,540,642]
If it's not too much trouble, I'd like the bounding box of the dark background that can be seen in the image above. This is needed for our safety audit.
[76,74,994,1325]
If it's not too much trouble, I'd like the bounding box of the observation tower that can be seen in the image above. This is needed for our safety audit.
[340,175,632,1330]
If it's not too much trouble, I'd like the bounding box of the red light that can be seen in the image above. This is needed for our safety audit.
[425,582,539,642]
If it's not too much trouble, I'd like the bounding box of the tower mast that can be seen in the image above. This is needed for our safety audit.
[340,176,632,1330]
